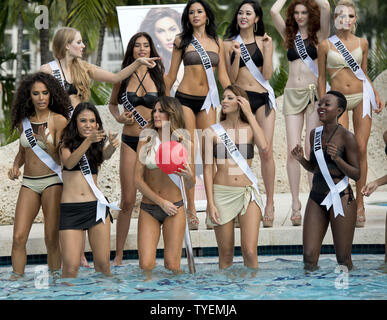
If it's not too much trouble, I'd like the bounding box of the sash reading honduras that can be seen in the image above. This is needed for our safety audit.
[22,118,62,181]
[328,35,377,118]
[313,126,348,218]
[49,60,74,117]
[294,31,331,91]
[235,35,277,110]
[190,36,220,113]
[211,123,263,208]
[121,92,148,128]
[78,154,120,223]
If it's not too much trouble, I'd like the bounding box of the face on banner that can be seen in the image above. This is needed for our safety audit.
[117,4,184,72]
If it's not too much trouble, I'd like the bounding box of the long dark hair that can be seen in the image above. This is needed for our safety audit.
[60,102,105,168]
[11,72,70,131]
[118,32,165,103]
[179,0,218,53]
[226,0,265,39]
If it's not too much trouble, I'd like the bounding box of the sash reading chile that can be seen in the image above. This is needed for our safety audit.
[121,92,148,128]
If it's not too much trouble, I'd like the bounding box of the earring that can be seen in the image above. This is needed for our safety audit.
[236,23,239,31]
[206,18,209,26]
[187,21,191,29]
[254,23,257,33]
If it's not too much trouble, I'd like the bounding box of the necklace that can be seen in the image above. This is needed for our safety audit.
[324,124,340,149]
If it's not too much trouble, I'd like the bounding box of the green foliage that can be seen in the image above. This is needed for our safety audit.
[367,42,387,81]
[270,65,288,98]
[89,81,113,106]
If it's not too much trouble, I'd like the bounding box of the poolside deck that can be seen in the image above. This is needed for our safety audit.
[0,191,385,259]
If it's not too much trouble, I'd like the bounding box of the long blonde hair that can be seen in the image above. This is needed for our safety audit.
[52,27,91,101]
[334,0,357,34]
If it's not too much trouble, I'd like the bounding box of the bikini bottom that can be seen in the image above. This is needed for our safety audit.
[140,200,184,223]
[22,173,62,195]
[122,134,139,152]
[309,186,354,213]
[175,91,206,115]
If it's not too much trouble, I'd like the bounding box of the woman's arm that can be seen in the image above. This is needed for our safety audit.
[60,129,105,169]
[103,132,119,161]
[261,34,274,80]
[88,57,160,84]
[315,0,331,41]
[165,36,183,94]
[326,131,360,181]
[224,40,240,84]
[292,130,317,173]
[108,82,133,125]
[8,142,25,180]
[217,39,232,88]
[270,0,287,41]
[202,128,221,225]
[317,40,328,98]
[360,38,383,113]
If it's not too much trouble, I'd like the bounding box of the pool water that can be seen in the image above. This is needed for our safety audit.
[0,255,386,300]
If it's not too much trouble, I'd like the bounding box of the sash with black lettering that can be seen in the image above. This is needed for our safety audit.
[121,92,148,128]
[190,36,220,113]
[49,60,74,117]
[211,123,263,207]
[313,126,348,218]
[294,31,331,91]
[235,35,277,110]
[22,118,62,181]
[328,35,377,118]
[78,154,120,223]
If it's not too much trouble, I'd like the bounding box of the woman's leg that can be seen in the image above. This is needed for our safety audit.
[113,143,137,265]
[162,207,186,272]
[214,220,235,269]
[285,113,304,223]
[239,201,262,269]
[182,105,199,229]
[303,198,330,270]
[41,185,62,272]
[352,100,371,226]
[137,209,161,271]
[330,193,357,270]
[80,232,90,267]
[255,107,275,225]
[88,218,112,275]
[305,104,321,188]
[60,229,84,278]
[12,187,41,276]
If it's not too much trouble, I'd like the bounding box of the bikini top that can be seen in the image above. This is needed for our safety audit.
[230,42,263,68]
[182,50,219,67]
[63,158,99,174]
[126,71,158,109]
[58,61,78,96]
[287,38,318,62]
[326,39,363,79]
[143,139,159,170]
[213,143,254,160]
[20,113,54,150]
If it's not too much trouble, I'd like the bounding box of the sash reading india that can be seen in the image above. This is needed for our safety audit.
[190,37,220,113]
[22,118,63,181]
[235,35,277,110]
[79,154,120,223]
[313,126,348,218]
[49,60,74,117]
[328,35,377,118]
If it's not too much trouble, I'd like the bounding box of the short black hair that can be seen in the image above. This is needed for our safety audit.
[327,90,347,118]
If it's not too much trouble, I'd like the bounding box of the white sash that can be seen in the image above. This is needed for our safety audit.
[211,123,262,206]
[294,31,331,91]
[313,126,348,218]
[328,35,377,118]
[235,35,277,111]
[49,60,74,117]
[190,37,220,113]
[22,118,62,181]
[121,92,148,128]
[78,154,120,223]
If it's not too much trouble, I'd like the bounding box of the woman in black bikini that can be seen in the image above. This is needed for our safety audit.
[291,91,360,271]
[109,32,165,266]
[165,0,231,229]
[135,96,194,274]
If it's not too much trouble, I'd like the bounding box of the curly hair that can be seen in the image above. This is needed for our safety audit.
[285,0,320,49]
[11,72,71,131]
[178,0,219,53]
[225,0,265,39]
[60,102,106,168]
[117,32,165,104]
